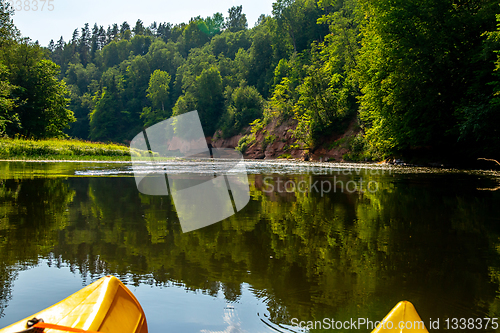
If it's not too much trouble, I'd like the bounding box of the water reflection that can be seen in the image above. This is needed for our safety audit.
[0,162,499,332]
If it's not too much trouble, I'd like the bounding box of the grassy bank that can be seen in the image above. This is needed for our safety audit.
[0,138,150,161]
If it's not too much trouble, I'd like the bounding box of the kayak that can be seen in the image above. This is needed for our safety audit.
[0,275,147,333]
[371,301,429,332]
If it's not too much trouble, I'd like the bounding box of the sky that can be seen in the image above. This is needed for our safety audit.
[8,0,275,47]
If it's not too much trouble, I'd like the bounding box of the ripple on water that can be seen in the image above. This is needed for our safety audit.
[73,160,500,177]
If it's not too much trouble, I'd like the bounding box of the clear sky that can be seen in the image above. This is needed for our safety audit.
[8,0,275,47]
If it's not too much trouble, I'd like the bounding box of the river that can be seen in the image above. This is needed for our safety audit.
[0,160,499,332]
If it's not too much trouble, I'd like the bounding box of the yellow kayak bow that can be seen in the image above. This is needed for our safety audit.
[0,276,147,333]
[371,301,429,332]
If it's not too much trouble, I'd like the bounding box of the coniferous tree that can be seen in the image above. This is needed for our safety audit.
[0,0,19,47]
[149,21,158,37]
[226,6,247,32]
[133,20,145,36]
[89,76,125,141]
[98,26,106,49]
[79,23,90,65]
[111,24,119,40]
[48,39,55,52]
[106,26,112,43]
[90,23,99,60]
[120,22,130,34]
[157,22,173,42]
[71,28,79,44]
[120,22,131,40]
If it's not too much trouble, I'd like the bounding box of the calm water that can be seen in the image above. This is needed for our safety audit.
[0,161,500,332]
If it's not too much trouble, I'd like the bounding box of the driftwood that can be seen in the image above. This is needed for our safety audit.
[476,158,500,191]
[477,185,500,191]
[478,158,500,165]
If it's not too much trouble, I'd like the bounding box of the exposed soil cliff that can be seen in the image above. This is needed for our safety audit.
[212,117,361,161]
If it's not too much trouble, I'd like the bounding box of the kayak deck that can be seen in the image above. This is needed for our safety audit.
[0,275,147,333]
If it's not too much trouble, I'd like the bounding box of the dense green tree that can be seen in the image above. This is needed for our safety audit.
[272,0,327,54]
[146,69,171,112]
[130,35,152,56]
[226,6,248,32]
[173,66,224,135]
[0,1,18,135]
[90,24,99,61]
[356,0,499,158]
[220,84,264,137]
[0,39,74,138]
[0,0,18,46]
[79,23,90,66]
[284,0,361,146]
[133,20,145,36]
[50,37,65,69]
[120,21,131,40]
[0,63,17,135]
[141,69,172,127]
[175,46,216,93]
[123,55,151,132]
[107,24,119,42]
[99,39,132,68]
[17,58,74,138]
[145,39,183,76]
[202,13,225,37]
[89,78,125,141]
[272,0,300,53]
[64,63,100,138]
[179,18,211,56]
[233,48,251,83]
[97,26,107,49]
[210,30,251,59]
[455,13,500,159]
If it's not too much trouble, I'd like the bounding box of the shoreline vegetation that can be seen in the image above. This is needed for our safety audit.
[0,138,150,161]
[1,138,499,173]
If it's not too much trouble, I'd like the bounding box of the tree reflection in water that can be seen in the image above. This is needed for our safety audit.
[0,162,499,331]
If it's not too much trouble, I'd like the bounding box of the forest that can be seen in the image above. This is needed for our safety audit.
[0,0,499,162]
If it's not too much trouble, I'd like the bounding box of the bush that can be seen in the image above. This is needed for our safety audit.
[342,133,382,161]
[236,135,255,153]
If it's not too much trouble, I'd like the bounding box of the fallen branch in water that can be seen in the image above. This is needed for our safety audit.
[477,185,500,191]
[478,158,500,165]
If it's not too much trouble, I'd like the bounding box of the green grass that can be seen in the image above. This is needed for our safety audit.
[277,153,292,159]
[0,138,152,161]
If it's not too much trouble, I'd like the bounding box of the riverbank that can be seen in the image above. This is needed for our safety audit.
[2,137,498,171]
[0,138,148,161]
[212,118,500,171]
[212,117,366,162]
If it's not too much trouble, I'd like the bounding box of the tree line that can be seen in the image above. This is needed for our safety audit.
[0,0,499,161]
[43,0,327,143]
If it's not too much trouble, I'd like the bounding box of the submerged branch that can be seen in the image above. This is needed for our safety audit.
[478,158,500,165]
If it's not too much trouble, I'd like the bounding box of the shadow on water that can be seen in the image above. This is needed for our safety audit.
[0,161,500,331]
